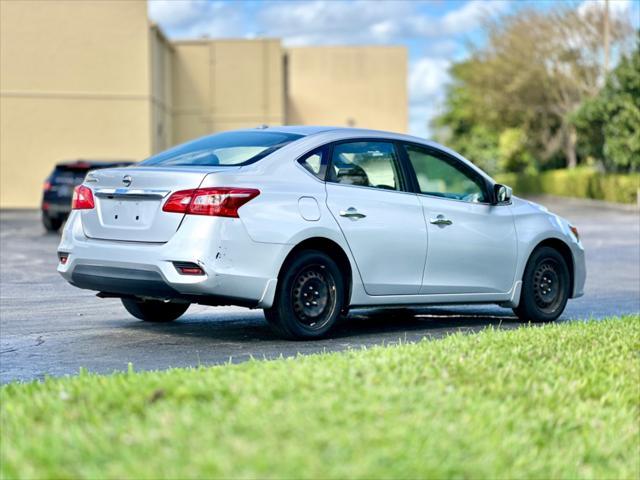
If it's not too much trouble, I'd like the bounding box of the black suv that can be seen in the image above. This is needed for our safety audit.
[41,160,134,232]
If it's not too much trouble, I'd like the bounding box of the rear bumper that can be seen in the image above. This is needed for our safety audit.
[57,212,288,308]
[70,264,258,307]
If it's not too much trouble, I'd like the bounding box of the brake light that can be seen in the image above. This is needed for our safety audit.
[71,185,95,210]
[43,181,52,191]
[163,187,260,217]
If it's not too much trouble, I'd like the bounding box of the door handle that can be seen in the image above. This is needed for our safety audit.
[339,207,366,219]
[430,214,452,226]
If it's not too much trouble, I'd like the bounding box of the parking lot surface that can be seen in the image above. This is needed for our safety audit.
[1,196,638,383]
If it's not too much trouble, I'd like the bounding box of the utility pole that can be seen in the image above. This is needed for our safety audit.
[604,0,610,73]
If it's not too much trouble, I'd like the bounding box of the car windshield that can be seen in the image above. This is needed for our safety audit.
[140,131,303,167]
[52,168,88,185]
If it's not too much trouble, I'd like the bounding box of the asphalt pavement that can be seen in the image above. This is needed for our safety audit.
[1,196,638,383]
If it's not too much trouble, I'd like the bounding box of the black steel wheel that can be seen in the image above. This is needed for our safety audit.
[265,250,345,339]
[514,246,570,322]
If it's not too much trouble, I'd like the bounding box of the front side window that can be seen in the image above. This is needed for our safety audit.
[404,145,488,203]
[329,141,402,191]
[140,131,303,167]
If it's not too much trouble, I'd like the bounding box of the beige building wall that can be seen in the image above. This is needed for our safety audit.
[0,3,408,208]
[150,25,174,153]
[171,39,284,145]
[285,46,408,133]
[0,0,154,208]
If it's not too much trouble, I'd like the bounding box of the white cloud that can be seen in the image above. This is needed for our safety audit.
[257,1,415,46]
[408,57,451,137]
[409,57,450,103]
[147,0,204,30]
[148,0,246,38]
[578,0,631,17]
[441,0,510,34]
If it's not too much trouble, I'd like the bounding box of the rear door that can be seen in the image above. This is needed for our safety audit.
[325,140,427,295]
[400,143,517,294]
[80,167,234,243]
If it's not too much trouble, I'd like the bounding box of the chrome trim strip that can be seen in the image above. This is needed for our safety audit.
[93,188,170,199]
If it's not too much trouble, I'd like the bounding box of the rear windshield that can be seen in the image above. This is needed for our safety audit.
[140,131,303,167]
[52,168,88,185]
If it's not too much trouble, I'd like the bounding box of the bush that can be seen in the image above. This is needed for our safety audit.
[497,167,640,204]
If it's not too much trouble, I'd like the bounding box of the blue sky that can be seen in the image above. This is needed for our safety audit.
[148,0,639,138]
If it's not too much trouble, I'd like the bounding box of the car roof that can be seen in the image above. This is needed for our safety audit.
[252,125,343,136]
[245,125,432,142]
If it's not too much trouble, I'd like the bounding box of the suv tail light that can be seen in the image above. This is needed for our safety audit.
[162,187,260,217]
[71,185,95,210]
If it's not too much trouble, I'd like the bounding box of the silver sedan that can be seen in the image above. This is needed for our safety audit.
[57,126,586,339]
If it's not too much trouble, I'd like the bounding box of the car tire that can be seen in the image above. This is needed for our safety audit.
[42,214,63,232]
[121,298,190,323]
[265,250,345,340]
[514,246,570,323]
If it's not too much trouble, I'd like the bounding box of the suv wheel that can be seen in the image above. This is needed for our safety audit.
[514,246,570,322]
[121,298,190,323]
[42,214,63,232]
[265,250,345,340]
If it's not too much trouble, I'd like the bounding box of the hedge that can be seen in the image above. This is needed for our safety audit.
[496,167,640,204]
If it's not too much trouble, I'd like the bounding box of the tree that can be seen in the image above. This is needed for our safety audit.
[432,4,634,171]
[572,34,640,172]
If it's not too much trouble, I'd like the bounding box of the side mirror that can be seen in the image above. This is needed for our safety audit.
[494,184,512,204]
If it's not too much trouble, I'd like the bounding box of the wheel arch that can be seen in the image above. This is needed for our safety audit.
[527,238,575,296]
[277,237,353,306]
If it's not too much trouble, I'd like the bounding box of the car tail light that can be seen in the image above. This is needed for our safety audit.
[163,187,260,217]
[43,181,52,191]
[58,252,69,265]
[71,185,95,210]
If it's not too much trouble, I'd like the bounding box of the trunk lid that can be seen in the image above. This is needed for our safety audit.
[80,166,237,242]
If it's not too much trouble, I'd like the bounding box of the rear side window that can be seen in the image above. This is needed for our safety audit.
[328,141,403,191]
[140,131,303,167]
[298,148,327,180]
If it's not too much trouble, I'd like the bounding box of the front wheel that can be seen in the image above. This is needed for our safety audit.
[121,298,190,323]
[514,246,570,323]
[265,250,345,340]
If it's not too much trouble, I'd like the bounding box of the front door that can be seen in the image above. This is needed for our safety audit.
[401,143,518,294]
[325,140,427,295]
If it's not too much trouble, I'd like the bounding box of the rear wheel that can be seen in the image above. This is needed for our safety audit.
[121,298,189,323]
[514,246,570,323]
[265,250,345,340]
[42,214,63,232]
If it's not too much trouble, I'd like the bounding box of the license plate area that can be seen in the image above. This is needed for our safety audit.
[98,198,160,228]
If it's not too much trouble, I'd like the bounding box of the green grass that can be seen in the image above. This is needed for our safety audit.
[2,316,639,479]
